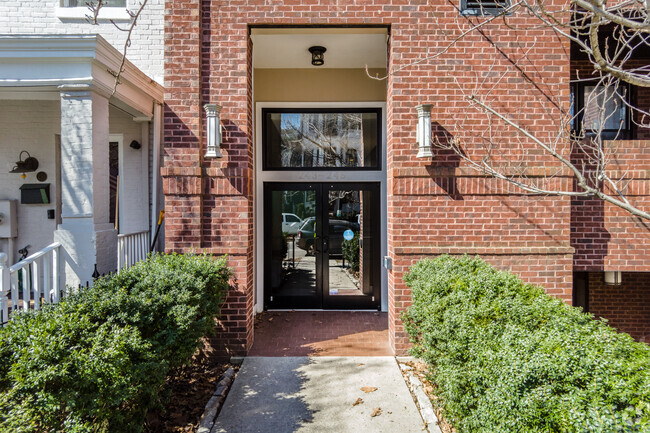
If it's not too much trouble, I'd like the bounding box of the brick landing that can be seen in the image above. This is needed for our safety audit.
[248,311,392,356]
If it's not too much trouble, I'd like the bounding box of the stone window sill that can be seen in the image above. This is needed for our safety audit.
[55,7,132,21]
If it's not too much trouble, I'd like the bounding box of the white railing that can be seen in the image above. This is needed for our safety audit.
[0,242,63,326]
[117,231,150,271]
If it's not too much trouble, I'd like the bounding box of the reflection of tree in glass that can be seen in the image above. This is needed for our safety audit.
[282,190,316,220]
[280,113,363,168]
[328,190,360,221]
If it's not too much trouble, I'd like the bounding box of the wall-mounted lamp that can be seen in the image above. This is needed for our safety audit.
[203,104,223,158]
[308,46,326,66]
[10,151,39,179]
[415,104,433,158]
[129,140,141,150]
[604,271,622,286]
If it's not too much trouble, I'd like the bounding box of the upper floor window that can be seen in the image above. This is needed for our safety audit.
[262,109,381,171]
[61,0,126,6]
[460,0,511,16]
[57,0,130,20]
[572,83,630,140]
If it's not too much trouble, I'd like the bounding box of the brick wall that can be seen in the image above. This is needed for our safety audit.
[588,272,650,342]
[567,56,650,272]
[570,139,650,271]
[165,0,579,355]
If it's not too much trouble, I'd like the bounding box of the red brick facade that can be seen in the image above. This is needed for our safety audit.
[164,1,649,355]
[588,272,650,342]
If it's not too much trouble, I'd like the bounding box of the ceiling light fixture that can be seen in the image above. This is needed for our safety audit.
[308,46,326,66]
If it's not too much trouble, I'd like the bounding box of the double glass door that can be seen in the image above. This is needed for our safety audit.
[264,182,380,309]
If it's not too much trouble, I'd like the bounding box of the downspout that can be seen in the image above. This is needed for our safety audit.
[151,102,163,251]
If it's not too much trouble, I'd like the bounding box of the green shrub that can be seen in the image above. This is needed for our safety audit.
[0,253,231,433]
[402,255,650,433]
[281,231,289,260]
[342,232,360,272]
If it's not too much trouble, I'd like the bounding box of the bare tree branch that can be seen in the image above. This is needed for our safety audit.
[368,0,649,221]
[85,0,149,94]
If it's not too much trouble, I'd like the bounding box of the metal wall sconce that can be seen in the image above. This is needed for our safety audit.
[10,151,39,179]
[129,140,141,150]
[309,46,326,66]
[204,103,223,158]
[415,104,433,158]
[604,271,622,286]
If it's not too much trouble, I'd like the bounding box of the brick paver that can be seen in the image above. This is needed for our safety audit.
[248,311,392,356]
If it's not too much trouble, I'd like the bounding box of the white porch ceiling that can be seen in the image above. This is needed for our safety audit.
[251,28,388,69]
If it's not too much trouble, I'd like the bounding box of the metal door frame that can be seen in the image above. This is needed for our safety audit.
[254,102,388,313]
[263,182,381,310]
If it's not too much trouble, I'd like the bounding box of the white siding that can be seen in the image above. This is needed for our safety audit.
[109,106,150,235]
[0,100,61,260]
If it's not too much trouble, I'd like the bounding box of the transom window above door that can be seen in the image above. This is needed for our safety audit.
[262,108,381,170]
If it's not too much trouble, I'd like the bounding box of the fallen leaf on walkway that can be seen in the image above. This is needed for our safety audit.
[353,398,363,406]
[371,407,382,417]
[357,363,365,366]
[361,387,378,393]
[268,317,273,321]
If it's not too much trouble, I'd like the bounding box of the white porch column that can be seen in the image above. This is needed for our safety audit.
[54,84,117,286]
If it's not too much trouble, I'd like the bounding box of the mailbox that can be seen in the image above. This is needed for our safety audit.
[20,183,50,204]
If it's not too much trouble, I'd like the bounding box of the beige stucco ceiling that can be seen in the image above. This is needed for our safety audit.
[251,28,388,69]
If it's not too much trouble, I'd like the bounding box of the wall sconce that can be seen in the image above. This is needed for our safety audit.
[308,46,326,66]
[129,140,141,150]
[604,271,622,286]
[10,151,39,179]
[415,104,433,158]
[204,103,223,158]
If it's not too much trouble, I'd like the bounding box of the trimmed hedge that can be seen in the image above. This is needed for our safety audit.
[402,255,650,433]
[0,253,231,433]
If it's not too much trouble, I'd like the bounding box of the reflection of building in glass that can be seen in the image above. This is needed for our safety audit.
[582,85,626,132]
[328,190,360,219]
[280,113,364,168]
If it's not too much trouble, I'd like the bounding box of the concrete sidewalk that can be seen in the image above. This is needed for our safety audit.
[212,356,427,433]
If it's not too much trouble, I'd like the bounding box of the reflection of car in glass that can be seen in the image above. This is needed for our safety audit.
[282,213,302,234]
[296,218,359,255]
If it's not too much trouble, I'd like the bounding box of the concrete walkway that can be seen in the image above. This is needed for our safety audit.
[212,356,427,433]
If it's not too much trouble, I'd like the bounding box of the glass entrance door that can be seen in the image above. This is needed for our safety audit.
[264,183,380,310]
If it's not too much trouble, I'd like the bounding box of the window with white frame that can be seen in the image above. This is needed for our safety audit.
[56,0,130,20]
[460,0,511,15]
[61,0,126,6]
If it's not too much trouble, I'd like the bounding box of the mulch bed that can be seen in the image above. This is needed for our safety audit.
[145,339,237,433]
